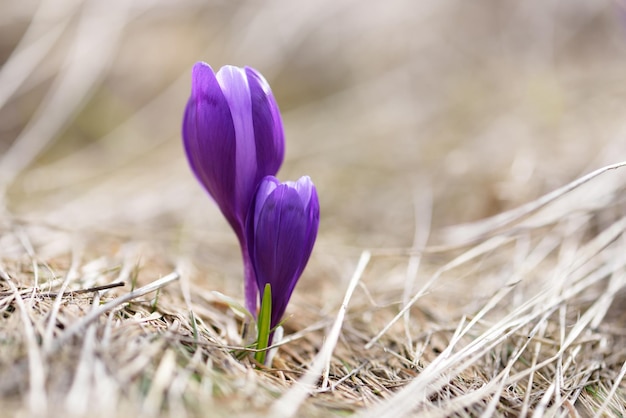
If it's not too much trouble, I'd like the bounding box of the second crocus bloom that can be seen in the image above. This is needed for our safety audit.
[247,176,320,330]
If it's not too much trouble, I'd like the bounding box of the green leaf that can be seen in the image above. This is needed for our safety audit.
[255,283,272,365]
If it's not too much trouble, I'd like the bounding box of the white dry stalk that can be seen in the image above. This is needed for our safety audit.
[43,245,83,352]
[266,325,284,367]
[402,186,432,352]
[270,250,371,418]
[142,349,177,417]
[16,228,40,290]
[441,160,626,247]
[167,348,205,418]
[520,320,547,417]
[532,382,556,418]
[64,291,100,416]
[1,268,48,415]
[116,339,169,386]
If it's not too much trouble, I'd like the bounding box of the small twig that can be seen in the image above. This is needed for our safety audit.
[0,281,125,298]
[51,281,125,297]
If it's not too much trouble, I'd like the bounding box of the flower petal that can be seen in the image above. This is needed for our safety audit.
[252,176,280,235]
[215,66,258,220]
[293,175,314,207]
[182,62,239,231]
[245,67,285,179]
[297,184,320,279]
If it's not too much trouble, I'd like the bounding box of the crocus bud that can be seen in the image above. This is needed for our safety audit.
[247,176,320,329]
[182,62,285,241]
[182,62,285,315]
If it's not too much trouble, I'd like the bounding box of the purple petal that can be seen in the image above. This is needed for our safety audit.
[215,66,258,220]
[253,176,280,234]
[282,176,318,280]
[182,62,239,232]
[292,176,314,207]
[245,67,285,179]
[297,184,320,279]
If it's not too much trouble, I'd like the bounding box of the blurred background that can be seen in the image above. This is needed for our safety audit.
[1,0,626,257]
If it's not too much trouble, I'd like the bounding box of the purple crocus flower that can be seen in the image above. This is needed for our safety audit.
[246,176,320,330]
[182,62,285,315]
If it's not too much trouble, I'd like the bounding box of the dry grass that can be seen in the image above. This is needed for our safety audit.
[1,0,626,416]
